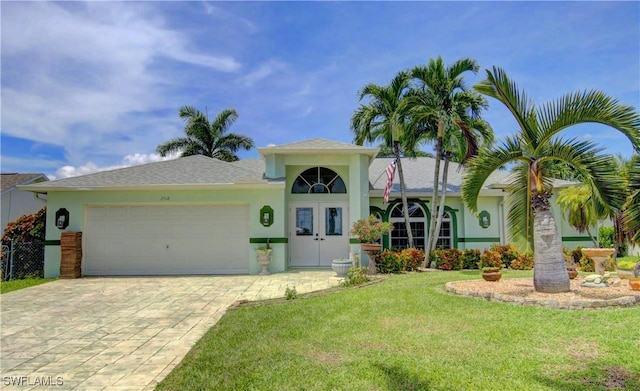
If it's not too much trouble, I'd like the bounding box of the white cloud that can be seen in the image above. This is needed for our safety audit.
[241,60,288,87]
[1,1,240,167]
[53,153,178,179]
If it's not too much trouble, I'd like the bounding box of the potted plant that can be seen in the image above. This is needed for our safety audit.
[256,240,272,275]
[350,215,393,252]
[480,249,503,282]
[564,251,579,279]
[617,260,638,279]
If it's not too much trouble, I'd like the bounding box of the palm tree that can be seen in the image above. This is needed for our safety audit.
[351,71,417,247]
[157,106,254,161]
[557,184,599,246]
[408,57,493,265]
[623,154,640,243]
[462,66,640,293]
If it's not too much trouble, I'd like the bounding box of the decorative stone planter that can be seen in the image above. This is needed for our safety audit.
[256,249,272,275]
[331,259,352,277]
[618,268,634,279]
[581,248,615,275]
[361,243,382,275]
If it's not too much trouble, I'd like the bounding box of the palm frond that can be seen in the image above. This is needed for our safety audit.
[537,90,640,151]
[461,136,525,213]
[623,154,640,242]
[506,162,533,251]
[156,137,189,157]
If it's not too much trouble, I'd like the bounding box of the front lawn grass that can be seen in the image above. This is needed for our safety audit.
[0,277,55,294]
[157,271,640,391]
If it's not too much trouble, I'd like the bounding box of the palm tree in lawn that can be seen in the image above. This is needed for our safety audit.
[408,57,493,266]
[157,106,254,161]
[462,66,640,293]
[351,71,417,247]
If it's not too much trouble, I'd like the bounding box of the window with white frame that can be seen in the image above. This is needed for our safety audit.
[389,203,425,249]
[435,212,452,249]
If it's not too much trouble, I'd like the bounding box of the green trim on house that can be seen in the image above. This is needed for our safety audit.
[350,238,363,244]
[459,237,500,243]
[249,237,288,244]
[562,236,593,242]
[45,240,61,246]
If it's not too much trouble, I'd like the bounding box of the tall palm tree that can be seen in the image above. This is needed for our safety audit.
[462,66,640,293]
[351,71,417,247]
[409,57,493,265]
[157,106,254,161]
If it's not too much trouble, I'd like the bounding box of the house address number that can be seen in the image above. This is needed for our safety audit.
[160,196,170,201]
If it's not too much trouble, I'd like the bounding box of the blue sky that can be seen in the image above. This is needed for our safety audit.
[2,1,638,179]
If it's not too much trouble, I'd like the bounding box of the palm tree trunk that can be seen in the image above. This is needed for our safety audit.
[585,224,598,247]
[532,196,570,293]
[430,155,450,252]
[394,141,414,248]
[424,119,444,267]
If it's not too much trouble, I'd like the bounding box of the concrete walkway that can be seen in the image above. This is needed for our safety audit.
[1,271,341,390]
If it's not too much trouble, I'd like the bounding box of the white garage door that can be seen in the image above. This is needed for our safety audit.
[84,205,249,275]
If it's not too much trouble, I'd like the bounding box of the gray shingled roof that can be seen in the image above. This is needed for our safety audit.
[258,138,379,157]
[369,158,512,194]
[22,155,265,190]
[1,173,48,192]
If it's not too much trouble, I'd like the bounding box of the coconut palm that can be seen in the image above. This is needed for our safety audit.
[157,106,254,161]
[351,71,417,247]
[408,57,493,264]
[462,66,640,293]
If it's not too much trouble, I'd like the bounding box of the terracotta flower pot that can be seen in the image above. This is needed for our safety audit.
[482,269,502,282]
[629,278,640,291]
[361,243,382,252]
[567,267,578,280]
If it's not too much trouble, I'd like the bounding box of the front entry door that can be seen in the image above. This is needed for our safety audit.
[290,202,349,267]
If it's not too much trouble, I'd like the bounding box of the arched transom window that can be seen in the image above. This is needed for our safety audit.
[389,203,426,249]
[292,167,346,194]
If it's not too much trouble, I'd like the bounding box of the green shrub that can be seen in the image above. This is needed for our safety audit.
[579,254,595,272]
[2,207,46,242]
[460,249,481,270]
[490,244,520,267]
[284,286,298,300]
[598,226,615,248]
[618,260,640,269]
[509,252,534,270]
[400,248,423,271]
[432,248,462,270]
[341,267,370,287]
[480,249,503,269]
[377,250,403,274]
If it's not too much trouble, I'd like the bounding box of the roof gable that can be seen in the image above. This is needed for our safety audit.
[258,138,378,158]
[1,173,48,192]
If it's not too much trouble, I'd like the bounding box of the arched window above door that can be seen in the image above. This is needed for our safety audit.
[291,167,346,194]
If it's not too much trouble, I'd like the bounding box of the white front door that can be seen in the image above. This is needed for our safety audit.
[289,202,349,267]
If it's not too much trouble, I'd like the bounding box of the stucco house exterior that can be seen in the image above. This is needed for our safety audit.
[20,139,591,278]
[1,173,48,233]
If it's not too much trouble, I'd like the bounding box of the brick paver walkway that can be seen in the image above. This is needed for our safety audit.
[1,271,340,390]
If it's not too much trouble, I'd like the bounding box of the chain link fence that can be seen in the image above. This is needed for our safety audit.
[1,240,45,281]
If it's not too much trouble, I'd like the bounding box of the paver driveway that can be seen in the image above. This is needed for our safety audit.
[1,271,340,390]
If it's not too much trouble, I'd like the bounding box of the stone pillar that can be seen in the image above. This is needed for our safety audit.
[60,231,82,278]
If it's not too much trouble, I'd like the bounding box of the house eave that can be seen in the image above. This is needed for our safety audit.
[18,182,284,193]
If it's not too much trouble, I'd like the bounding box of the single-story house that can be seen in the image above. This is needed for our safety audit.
[1,173,48,233]
[20,138,591,277]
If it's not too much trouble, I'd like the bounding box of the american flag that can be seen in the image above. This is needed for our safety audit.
[382,159,397,204]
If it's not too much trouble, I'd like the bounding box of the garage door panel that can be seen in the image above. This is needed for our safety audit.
[85,205,249,275]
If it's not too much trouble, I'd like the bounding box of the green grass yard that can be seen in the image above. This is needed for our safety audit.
[157,271,640,391]
[0,277,55,294]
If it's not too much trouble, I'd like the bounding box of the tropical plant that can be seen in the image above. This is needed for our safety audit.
[350,215,394,244]
[479,249,503,269]
[351,71,418,247]
[557,185,599,246]
[623,154,640,243]
[2,207,46,243]
[462,66,640,293]
[156,106,254,161]
[408,57,493,265]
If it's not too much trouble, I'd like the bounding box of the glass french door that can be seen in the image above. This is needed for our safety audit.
[289,202,349,267]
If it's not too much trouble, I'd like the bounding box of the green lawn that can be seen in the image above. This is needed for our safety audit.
[157,271,640,391]
[0,278,55,294]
